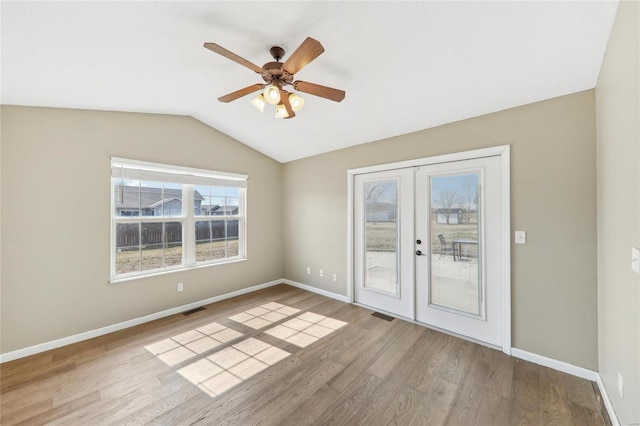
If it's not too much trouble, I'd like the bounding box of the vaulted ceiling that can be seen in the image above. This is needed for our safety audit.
[1,1,619,163]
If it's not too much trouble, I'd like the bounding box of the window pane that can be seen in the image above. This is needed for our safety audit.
[141,222,163,271]
[364,180,398,295]
[429,173,480,315]
[141,244,163,271]
[227,220,239,257]
[211,221,226,259]
[140,181,182,217]
[116,222,140,274]
[226,187,239,217]
[114,181,140,217]
[164,222,183,267]
[195,220,211,262]
[195,185,226,216]
[194,186,207,216]
[194,219,240,262]
[142,222,163,245]
[139,222,183,271]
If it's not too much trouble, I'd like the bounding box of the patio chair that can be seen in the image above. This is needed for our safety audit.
[438,234,453,259]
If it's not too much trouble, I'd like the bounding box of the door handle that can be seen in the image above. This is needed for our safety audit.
[416,250,424,256]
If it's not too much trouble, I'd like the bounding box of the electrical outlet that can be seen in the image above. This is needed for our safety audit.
[306,266,311,275]
[177,282,183,292]
[618,372,623,398]
[319,269,324,277]
[333,273,337,282]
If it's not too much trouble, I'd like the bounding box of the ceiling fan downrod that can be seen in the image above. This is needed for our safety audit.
[269,46,285,62]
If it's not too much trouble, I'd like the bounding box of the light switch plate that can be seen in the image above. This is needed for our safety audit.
[515,231,526,244]
[632,247,640,274]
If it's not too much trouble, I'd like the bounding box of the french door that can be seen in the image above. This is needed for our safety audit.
[354,169,415,318]
[352,148,509,350]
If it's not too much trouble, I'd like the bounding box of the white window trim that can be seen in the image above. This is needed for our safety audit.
[110,158,247,283]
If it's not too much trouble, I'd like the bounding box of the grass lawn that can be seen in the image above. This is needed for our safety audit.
[116,239,239,274]
[366,216,478,257]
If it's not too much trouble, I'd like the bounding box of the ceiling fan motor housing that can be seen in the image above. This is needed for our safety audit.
[261,61,293,84]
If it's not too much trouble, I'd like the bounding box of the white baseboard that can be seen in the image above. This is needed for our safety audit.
[510,348,598,381]
[510,349,619,424]
[597,373,621,426]
[281,279,349,303]
[0,279,283,363]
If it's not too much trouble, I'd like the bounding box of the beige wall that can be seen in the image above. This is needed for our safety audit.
[0,106,283,354]
[596,1,640,423]
[283,90,598,370]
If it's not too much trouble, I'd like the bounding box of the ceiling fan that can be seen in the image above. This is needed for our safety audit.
[204,37,345,119]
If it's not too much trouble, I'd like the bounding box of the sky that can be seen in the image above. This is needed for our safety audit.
[431,172,478,208]
[364,172,479,208]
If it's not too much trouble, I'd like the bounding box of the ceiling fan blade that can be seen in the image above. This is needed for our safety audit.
[218,84,265,103]
[204,43,264,74]
[293,81,345,102]
[282,37,325,75]
[280,90,295,119]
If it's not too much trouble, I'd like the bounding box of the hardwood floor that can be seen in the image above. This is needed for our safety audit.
[0,284,609,425]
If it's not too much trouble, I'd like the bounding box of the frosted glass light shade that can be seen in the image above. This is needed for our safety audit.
[250,94,266,112]
[289,93,305,112]
[263,85,281,105]
[274,103,288,118]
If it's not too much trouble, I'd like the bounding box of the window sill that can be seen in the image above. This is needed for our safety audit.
[109,257,247,284]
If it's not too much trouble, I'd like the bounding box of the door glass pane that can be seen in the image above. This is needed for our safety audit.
[430,173,480,315]
[364,180,399,294]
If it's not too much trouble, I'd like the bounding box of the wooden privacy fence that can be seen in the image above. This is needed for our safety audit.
[117,220,238,248]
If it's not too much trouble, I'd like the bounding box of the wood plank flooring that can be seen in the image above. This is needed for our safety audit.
[0,284,610,426]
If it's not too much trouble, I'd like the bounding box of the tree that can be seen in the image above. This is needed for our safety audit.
[365,182,387,205]
[463,183,475,222]
[436,190,461,224]
[365,182,396,224]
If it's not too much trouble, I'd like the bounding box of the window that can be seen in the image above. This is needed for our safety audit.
[111,158,247,281]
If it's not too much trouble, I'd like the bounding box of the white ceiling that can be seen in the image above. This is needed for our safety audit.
[1,1,618,163]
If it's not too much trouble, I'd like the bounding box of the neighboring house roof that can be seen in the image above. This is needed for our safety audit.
[201,205,238,214]
[147,197,182,209]
[115,186,203,209]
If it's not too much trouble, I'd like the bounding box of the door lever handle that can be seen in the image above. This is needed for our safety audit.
[416,250,424,256]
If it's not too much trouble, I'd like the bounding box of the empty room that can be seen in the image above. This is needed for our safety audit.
[1,1,638,425]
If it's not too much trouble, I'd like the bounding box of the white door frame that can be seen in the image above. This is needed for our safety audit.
[347,145,511,354]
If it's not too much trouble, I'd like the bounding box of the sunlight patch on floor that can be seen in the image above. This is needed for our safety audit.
[144,322,243,366]
[265,311,347,348]
[228,302,301,329]
[176,337,290,398]
[144,302,349,399]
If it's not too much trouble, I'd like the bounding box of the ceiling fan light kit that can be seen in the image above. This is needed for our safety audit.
[274,103,289,118]
[289,93,304,112]
[250,94,266,112]
[204,37,345,119]
[263,85,281,105]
